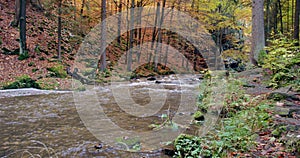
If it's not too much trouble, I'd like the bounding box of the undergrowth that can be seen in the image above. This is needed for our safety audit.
[2,75,41,89]
[174,77,274,157]
[262,35,300,89]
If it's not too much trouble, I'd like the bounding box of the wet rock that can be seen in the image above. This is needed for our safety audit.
[94,143,103,149]
[268,92,300,101]
[155,80,162,84]
[274,107,290,117]
[224,57,245,72]
[147,76,156,81]
[162,144,175,156]
[193,111,205,121]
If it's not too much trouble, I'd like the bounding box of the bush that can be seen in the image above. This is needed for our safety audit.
[18,51,29,60]
[174,134,203,157]
[3,75,40,89]
[263,35,300,88]
[174,103,272,158]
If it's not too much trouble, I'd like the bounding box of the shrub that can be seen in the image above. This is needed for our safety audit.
[263,35,300,88]
[3,75,40,89]
[174,134,203,157]
[18,51,29,60]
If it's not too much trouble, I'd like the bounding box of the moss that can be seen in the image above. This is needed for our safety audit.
[36,78,59,90]
[47,64,67,78]
[82,68,96,76]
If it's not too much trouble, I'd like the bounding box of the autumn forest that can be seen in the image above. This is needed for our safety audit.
[0,0,299,157]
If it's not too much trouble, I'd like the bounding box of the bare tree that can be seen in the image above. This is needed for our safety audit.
[164,2,176,67]
[117,0,122,45]
[154,0,166,71]
[100,0,107,71]
[19,0,26,55]
[151,2,161,50]
[127,0,135,71]
[58,0,62,61]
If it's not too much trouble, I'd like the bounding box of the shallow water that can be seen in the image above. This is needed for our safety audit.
[0,75,203,157]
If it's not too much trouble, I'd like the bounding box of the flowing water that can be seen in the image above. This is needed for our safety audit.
[0,75,204,157]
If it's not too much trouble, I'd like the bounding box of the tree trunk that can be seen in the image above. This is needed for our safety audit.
[164,2,176,67]
[266,0,270,39]
[292,0,294,30]
[73,0,77,20]
[287,0,290,32]
[20,0,26,55]
[80,0,85,18]
[125,0,129,64]
[154,0,166,71]
[151,2,160,49]
[30,0,43,10]
[100,0,107,71]
[117,0,122,45]
[251,0,265,65]
[273,2,278,34]
[58,0,62,61]
[12,0,20,27]
[278,0,283,33]
[294,0,300,45]
[137,0,143,63]
[127,0,134,71]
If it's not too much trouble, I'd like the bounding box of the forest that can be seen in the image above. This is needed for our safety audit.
[0,0,299,157]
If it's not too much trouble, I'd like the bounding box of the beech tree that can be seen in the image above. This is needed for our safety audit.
[251,0,265,65]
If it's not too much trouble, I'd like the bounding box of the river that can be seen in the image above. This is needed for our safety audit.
[0,75,205,157]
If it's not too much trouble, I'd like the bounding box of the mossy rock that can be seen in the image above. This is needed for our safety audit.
[271,126,287,137]
[193,111,205,121]
[82,68,96,76]
[274,107,290,117]
[271,129,281,137]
